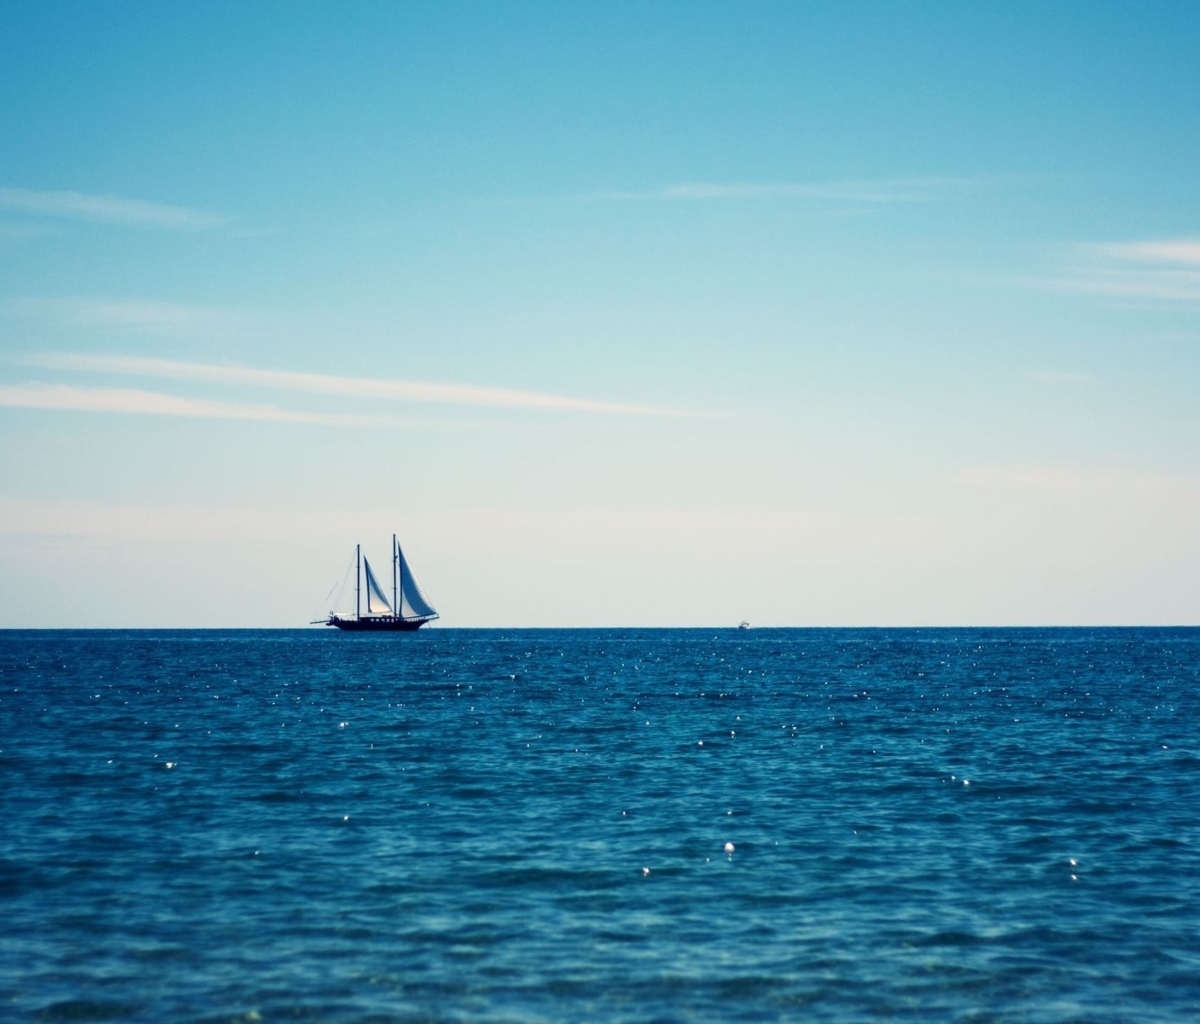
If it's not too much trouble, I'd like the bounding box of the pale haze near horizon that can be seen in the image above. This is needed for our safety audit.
[1,2,1198,627]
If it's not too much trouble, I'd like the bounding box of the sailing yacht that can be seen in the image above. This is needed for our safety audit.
[317,535,439,631]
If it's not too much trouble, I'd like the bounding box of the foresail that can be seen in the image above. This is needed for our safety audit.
[398,547,438,619]
[362,557,394,616]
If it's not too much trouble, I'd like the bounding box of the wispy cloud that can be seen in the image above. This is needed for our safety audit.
[8,297,260,338]
[1050,237,1200,305]
[959,464,1193,495]
[0,383,386,426]
[0,185,227,230]
[1022,370,1091,385]
[579,176,978,205]
[0,221,57,242]
[1092,240,1200,265]
[0,494,348,542]
[26,353,668,416]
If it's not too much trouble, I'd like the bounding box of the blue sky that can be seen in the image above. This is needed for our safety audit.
[1,2,1198,626]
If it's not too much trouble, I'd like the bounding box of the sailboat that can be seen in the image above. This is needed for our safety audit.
[317,535,439,631]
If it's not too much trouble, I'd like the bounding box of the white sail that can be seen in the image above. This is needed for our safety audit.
[362,557,394,616]
[398,546,438,620]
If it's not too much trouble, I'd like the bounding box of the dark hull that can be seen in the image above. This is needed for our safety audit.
[326,616,432,632]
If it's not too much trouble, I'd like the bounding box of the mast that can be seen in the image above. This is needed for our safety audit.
[397,539,404,620]
[355,543,361,621]
[393,534,398,619]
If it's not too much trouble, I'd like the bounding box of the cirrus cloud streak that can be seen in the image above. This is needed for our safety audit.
[580,175,978,204]
[0,383,389,427]
[1049,237,1200,305]
[27,353,670,416]
[0,184,226,230]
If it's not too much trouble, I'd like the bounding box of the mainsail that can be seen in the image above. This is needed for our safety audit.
[362,557,393,616]
[398,546,438,620]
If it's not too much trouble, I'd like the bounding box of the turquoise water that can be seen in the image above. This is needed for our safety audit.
[2,628,1199,1022]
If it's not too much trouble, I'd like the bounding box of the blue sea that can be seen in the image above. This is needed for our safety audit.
[2,628,1199,1023]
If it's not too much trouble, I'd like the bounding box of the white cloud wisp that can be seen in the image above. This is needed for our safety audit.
[0,383,389,427]
[958,464,1195,496]
[1093,240,1200,265]
[8,297,259,338]
[582,176,979,204]
[1053,237,1200,305]
[0,185,227,230]
[27,353,669,416]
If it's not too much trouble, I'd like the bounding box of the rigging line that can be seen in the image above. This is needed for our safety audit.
[332,552,354,612]
[313,551,356,621]
[317,578,340,611]
[311,583,337,624]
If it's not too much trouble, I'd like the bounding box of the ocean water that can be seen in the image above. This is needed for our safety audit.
[2,628,1199,1023]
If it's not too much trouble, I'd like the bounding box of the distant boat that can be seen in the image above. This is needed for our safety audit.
[315,535,439,632]
[738,621,751,630]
